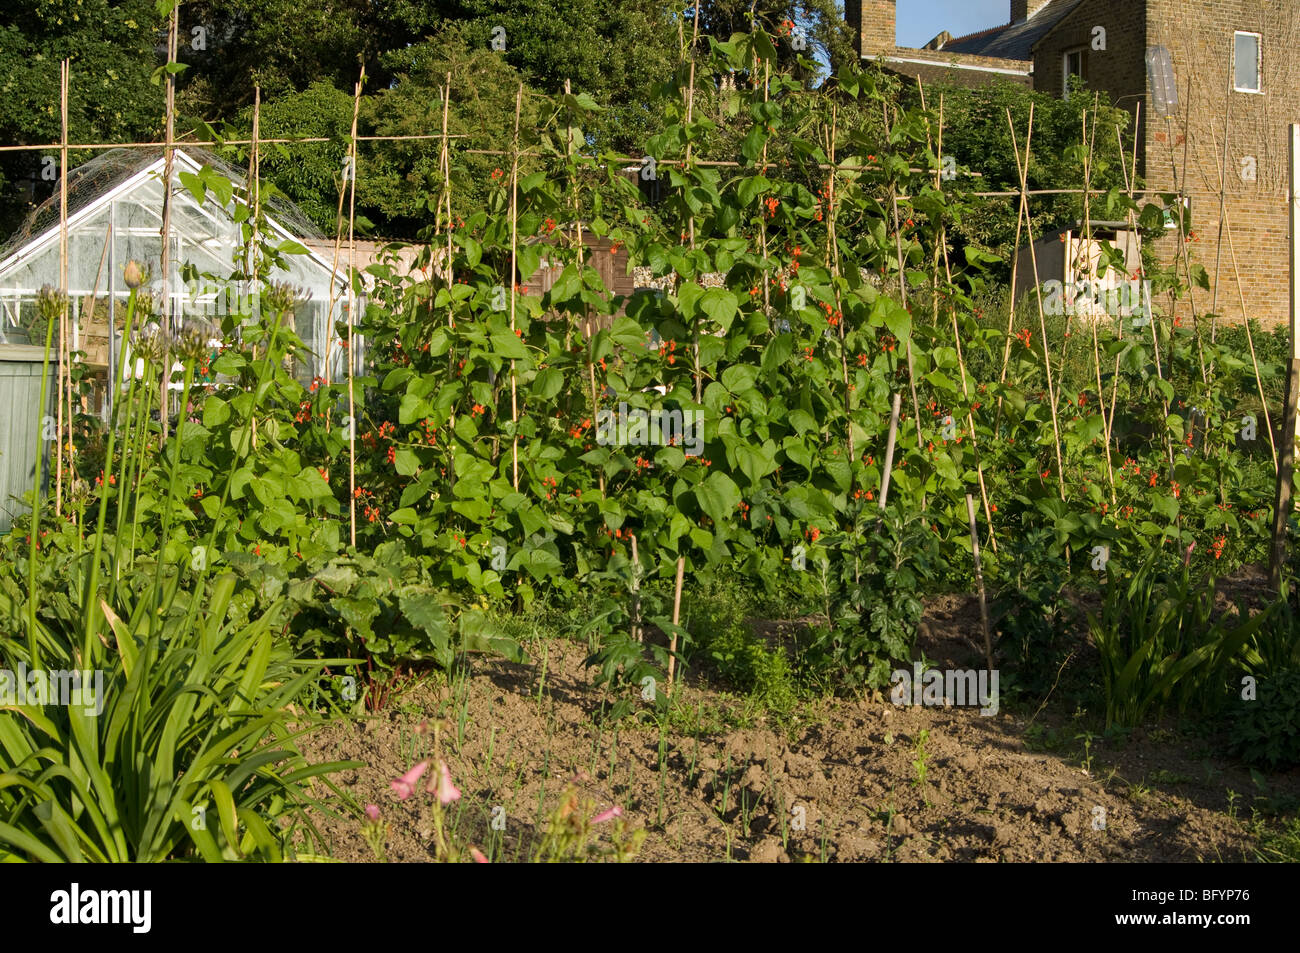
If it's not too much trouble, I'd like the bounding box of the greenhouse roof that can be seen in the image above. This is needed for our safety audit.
[0,147,356,382]
[0,147,345,290]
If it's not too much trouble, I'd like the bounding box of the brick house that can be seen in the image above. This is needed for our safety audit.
[846,0,1300,326]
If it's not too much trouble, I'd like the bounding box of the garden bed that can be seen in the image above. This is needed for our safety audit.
[295,594,1298,863]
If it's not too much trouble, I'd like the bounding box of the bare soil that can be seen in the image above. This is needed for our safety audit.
[293,590,1299,863]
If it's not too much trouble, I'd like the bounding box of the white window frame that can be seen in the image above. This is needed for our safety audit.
[1234,31,1262,94]
[1063,47,1087,98]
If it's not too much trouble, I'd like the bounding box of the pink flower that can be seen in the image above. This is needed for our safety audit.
[1183,541,1196,566]
[469,847,489,864]
[592,805,623,824]
[390,760,429,800]
[364,804,381,821]
[428,760,461,805]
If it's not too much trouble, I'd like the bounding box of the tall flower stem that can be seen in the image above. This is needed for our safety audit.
[81,287,139,660]
[25,290,62,668]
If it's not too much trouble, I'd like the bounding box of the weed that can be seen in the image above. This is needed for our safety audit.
[1076,730,1096,775]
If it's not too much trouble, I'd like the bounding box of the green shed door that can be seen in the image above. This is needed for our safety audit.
[0,346,56,535]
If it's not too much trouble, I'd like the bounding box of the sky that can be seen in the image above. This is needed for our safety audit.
[895,0,1011,48]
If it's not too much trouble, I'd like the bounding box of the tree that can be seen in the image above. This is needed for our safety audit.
[903,76,1134,279]
[696,0,856,83]
[455,0,679,156]
[0,0,164,236]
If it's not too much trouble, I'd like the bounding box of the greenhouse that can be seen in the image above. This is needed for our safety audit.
[0,147,355,401]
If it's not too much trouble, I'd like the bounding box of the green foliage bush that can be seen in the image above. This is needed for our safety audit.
[1089,547,1271,729]
[1227,670,1300,770]
[684,582,798,717]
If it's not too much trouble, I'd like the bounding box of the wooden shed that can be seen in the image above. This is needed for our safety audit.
[1013,222,1144,318]
[523,228,635,336]
[308,229,636,337]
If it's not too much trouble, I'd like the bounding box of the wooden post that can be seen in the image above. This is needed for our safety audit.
[1270,360,1299,591]
[1269,124,1300,591]
[629,533,642,644]
[879,393,902,510]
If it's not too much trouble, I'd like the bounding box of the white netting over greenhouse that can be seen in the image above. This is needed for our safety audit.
[0,147,356,388]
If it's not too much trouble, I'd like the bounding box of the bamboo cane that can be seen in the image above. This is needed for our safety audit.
[440,76,458,495]
[159,5,178,440]
[668,3,700,696]
[508,83,522,491]
[1007,106,1068,504]
[889,191,926,500]
[966,494,995,677]
[56,60,69,519]
[248,88,261,453]
[1202,121,1279,474]
[925,89,998,550]
[994,108,1032,438]
[345,68,364,548]
[565,79,603,496]
[1079,103,1117,505]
